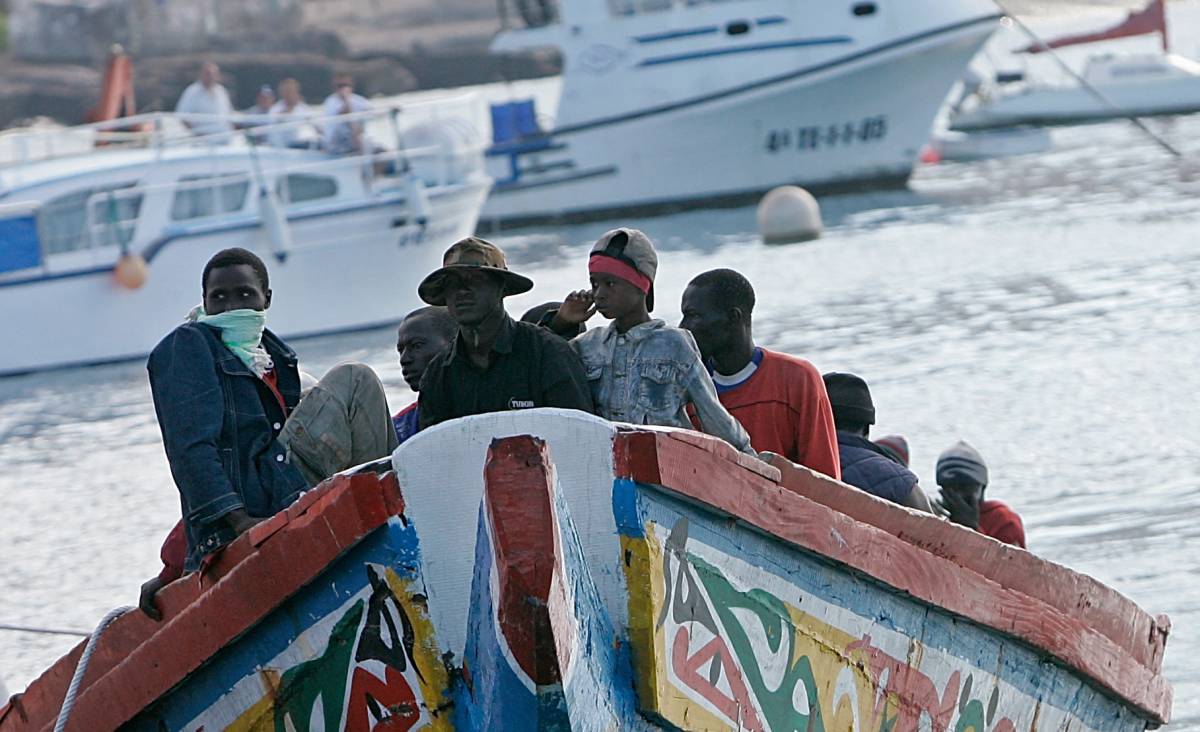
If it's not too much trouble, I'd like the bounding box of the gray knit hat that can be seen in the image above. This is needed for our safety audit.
[936,440,989,487]
[822,372,875,426]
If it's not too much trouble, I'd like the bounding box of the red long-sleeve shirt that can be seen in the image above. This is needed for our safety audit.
[715,349,841,479]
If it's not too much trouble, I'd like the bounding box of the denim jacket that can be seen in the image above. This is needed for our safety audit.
[571,320,753,454]
[147,322,308,569]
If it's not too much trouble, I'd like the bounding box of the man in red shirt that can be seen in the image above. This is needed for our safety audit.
[680,269,840,478]
[935,440,1026,548]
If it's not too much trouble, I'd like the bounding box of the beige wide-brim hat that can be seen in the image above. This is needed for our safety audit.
[418,236,534,306]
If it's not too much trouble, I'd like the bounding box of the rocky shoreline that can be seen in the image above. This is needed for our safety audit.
[0,0,559,129]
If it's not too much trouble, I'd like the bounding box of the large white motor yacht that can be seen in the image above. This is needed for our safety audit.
[478,0,1001,228]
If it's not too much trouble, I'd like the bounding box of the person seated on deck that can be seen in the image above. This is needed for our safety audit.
[550,228,754,455]
[679,268,840,477]
[137,247,399,619]
[175,61,235,139]
[321,73,372,156]
[822,372,934,512]
[238,85,276,144]
[268,78,312,149]
[416,237,595,429]
[935,440,1027,549]
[393,306,456,445]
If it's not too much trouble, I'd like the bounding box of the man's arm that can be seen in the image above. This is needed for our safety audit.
[541,338,595,414]
[686,361,755,455]
[416,356,451,430]
[148,326,244,528]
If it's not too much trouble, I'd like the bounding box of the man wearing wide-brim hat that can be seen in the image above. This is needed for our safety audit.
[416,237,594,429]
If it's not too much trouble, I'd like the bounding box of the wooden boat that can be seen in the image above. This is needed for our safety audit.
[0,410,1173,730]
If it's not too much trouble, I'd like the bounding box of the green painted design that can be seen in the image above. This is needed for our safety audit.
[273,599,365,732]
[955,698,987,732]
[689,554,825,732]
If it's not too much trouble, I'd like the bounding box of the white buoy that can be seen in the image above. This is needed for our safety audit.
[757,185,822,245]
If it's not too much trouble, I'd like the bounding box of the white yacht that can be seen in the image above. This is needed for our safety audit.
[0,104,492,376]
[950,53,1200,132]
[478,0,1001,227]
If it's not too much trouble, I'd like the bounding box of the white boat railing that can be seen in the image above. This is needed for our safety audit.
[24,136,467,259]
[0,92,484,169]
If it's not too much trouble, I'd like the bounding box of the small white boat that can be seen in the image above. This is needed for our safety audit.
[0,103,492,376]
[925,126,1053,162]
[476,0,1001,228]
[949,0,1200,132]
[950,53,1200,132]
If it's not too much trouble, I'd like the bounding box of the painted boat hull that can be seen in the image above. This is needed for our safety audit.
[0,411,1172,730]
[0,180,490,376]
[479,15,997,228]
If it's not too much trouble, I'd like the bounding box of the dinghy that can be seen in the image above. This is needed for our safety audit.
[0,410,1173,730]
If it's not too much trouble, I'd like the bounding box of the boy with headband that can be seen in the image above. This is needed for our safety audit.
[552,228,753,454]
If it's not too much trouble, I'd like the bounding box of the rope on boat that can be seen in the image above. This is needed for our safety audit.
[991,0,1184,160]
[53,606,133,732]
[0,623,90,637]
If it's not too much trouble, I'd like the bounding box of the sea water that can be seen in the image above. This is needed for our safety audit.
[3,2,1200,726]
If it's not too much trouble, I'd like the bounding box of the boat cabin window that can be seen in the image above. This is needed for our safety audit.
[170,174,251,221]
[277,173,338,204]
[37,183,143,254]
[609,0,710,16]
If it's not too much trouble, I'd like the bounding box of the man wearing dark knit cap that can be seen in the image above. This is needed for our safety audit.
[822,372,932,512]
[936,440,1026,548]
[416,237,594,428]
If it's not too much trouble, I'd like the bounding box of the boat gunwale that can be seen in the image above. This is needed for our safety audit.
[613,427,1173,723]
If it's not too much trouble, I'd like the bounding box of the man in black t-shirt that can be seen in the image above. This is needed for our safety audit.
[416,237,594,428]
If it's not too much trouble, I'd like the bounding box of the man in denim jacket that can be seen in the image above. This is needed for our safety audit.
[552,228,753,454]
[146,248,397,584]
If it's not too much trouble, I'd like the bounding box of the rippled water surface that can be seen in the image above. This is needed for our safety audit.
[4,5,1200,726]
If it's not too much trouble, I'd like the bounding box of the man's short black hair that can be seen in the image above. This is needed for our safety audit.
[401,306,457,341]
[689,268,755,317]
[202,248,269,294]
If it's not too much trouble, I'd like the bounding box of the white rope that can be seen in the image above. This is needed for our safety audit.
[53,606,134,732]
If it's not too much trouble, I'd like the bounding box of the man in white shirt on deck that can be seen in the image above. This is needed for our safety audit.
[321,74,372,155]
[175,62,235,139]
[268,78,312,149]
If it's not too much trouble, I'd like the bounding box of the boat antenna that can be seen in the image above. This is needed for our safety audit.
[991,0,1183,160]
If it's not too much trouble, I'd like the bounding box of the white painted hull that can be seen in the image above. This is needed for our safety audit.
[480,14,996,226]
[930,127,1053,161]
[0,182,489,375]
[951,75,1200,131]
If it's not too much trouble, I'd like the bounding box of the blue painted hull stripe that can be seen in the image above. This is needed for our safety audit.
[639,36,853,67]
[633,26,719,44]
[756,16,787,26]
[523,14,1001,138]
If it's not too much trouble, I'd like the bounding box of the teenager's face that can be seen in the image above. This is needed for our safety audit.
[590,273,644,320]
[203,264,270,315]
[442,269,503,327]
[397,315,453,391]
[680,283,730,361]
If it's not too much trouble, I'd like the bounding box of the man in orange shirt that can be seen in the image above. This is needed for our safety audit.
[680,269,840,478]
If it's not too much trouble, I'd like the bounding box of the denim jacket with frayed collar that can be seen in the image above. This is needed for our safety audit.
[570,319,754,454]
